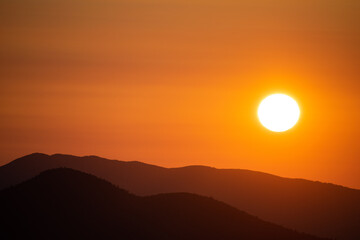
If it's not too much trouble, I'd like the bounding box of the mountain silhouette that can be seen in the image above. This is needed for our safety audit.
[0,168,327,240]
[1,153,359,239]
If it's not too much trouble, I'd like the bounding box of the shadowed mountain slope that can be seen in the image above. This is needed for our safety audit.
[1,153,359,239]
[0,168,326,240]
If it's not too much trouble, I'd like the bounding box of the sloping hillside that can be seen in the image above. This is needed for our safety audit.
[0,168,326,240]
[1,153,359,239]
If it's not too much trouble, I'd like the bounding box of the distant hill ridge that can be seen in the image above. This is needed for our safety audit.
[1,153,360,239]
[0,168,327,240]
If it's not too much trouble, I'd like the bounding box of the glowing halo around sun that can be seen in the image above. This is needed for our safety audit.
[258,94,300,132]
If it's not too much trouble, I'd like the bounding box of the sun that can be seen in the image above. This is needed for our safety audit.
[258,94,300,132]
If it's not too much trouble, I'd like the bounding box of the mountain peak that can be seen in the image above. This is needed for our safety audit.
[20,152,50,159]
[0,153,359,239]
[0,168,327,240]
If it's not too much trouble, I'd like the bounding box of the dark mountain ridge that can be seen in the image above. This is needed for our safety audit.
[1,153,359,239]
[0,168,326,240]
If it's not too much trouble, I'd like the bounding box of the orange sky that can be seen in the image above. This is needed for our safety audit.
[1,0,359,188]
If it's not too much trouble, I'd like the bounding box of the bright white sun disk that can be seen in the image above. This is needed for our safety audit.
[258,94,300,132]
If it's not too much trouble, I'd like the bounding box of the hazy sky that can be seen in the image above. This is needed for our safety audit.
[1,0,359,188]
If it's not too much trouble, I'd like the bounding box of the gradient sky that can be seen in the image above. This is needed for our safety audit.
[1,0,359,188]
